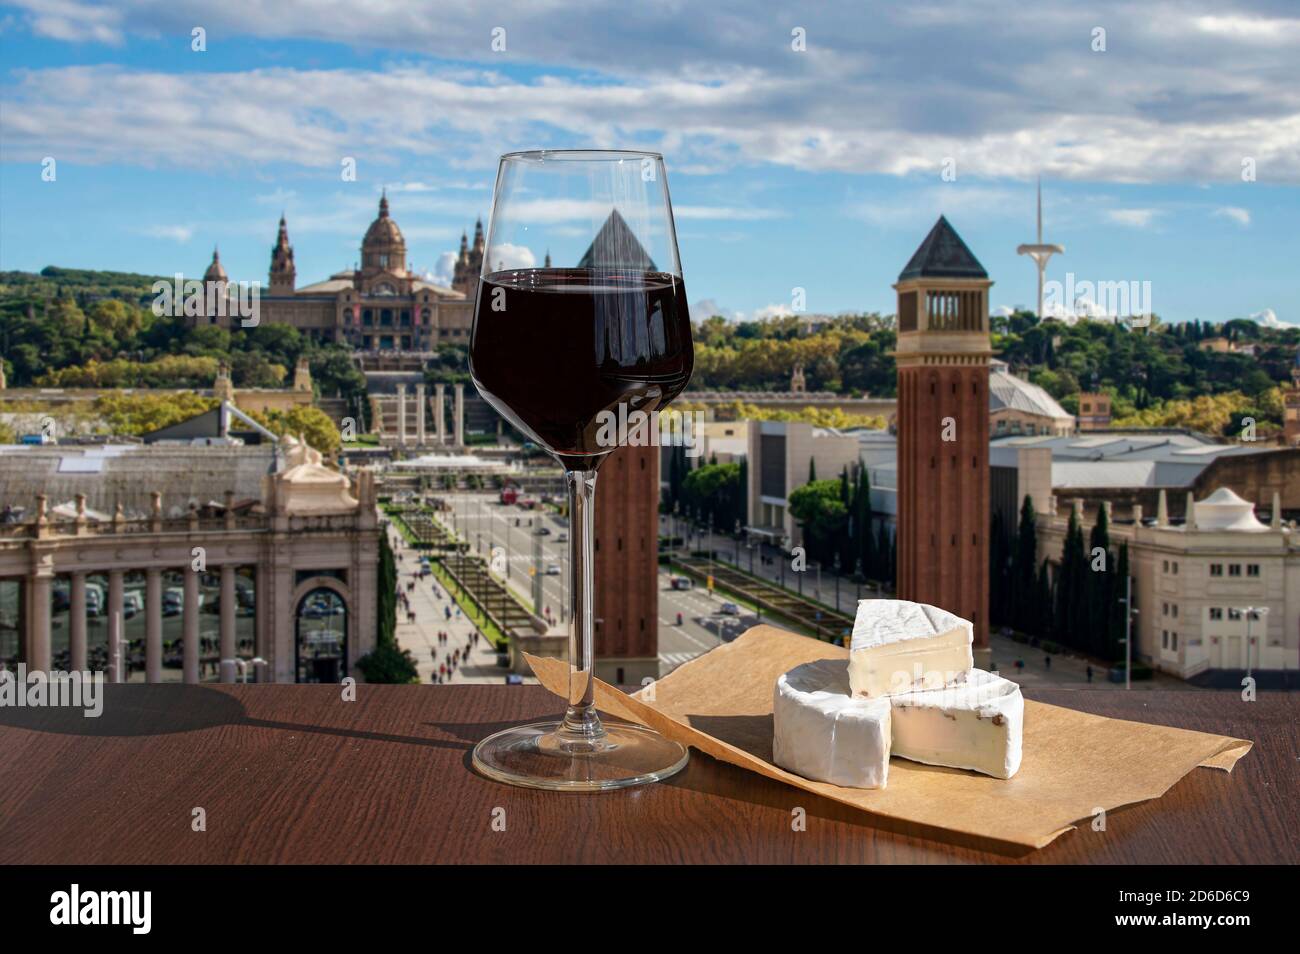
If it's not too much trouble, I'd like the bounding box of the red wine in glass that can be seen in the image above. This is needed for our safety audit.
[467,150,694,791]
[471,267,693,471]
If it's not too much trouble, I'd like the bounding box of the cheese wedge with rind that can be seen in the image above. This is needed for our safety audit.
[848,599,974,697]
[773,659,892,789]
[890,668,1024,779]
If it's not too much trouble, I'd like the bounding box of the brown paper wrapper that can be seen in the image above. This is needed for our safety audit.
[526,625,1252,851]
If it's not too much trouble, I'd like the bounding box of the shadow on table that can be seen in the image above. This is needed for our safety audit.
[0,684,505,753]
[667,712,1040,859]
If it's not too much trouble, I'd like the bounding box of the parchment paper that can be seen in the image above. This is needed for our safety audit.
[526,625,1252,850]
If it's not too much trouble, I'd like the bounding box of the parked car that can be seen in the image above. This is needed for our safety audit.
[534,526,551,536]
[556,532,569,542]
[670,576,693,591]
[123,591,143,619]
[545,563,562,576]
[719,601,740,616]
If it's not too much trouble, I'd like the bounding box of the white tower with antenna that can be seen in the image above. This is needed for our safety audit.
[1016,178,1064,320]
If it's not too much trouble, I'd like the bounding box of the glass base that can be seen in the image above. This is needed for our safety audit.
[472,719,689,791]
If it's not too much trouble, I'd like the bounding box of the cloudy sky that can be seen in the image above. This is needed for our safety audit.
[1,0,1297,323]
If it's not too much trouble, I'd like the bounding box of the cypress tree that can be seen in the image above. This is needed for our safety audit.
[1037,558,1053,638]
[736,457,748,531]
[808,457,817,482]
[989,511,1008,624]
[856,467,874,580]
[1014,495,1039,631]
[1087,505,1112,657]
[1054,509,1083,645]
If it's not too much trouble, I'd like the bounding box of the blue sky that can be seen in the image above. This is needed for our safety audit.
[1,0,1297,325]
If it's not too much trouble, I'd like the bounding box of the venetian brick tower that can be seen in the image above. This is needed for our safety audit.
[893,216,994,654]
[593,443,660,685]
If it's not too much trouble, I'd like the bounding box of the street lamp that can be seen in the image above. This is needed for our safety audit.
[833,553,840,613]
[1118,574,1137,691]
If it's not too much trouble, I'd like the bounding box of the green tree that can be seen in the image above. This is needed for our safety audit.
[788,478,846,566]
[248,405,342,454]
[1013,496,1039,632]
[681,462,743,532]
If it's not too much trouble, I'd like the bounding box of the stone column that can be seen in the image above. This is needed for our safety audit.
[107,570,124,683]
[435,383,446,444]
[28,573,52,673]
[416,383,427,446]
[454,383,465,447]
[220,565,237,683]
[69,572,87,671]
[396,383,408,446]
[183,568,200,684]
[145,568,163,682]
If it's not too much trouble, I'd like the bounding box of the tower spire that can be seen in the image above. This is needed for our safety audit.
[1017,177,1064,320]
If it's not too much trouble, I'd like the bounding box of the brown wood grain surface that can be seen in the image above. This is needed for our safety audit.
[0,684,1294,864]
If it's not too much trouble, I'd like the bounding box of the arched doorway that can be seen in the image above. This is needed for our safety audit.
[295,587,348,683]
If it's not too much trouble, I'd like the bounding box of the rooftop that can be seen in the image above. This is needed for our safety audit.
[898,215,988,282]
[0,443,279,518]
[989,363,1072,421]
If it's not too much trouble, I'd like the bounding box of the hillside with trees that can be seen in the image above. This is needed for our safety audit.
[0,267,367,411]
[687,309,1298,436]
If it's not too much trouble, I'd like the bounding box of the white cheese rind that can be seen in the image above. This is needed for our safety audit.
[848,599,974,697]
[772,659,892,789]
[889,668,1024,779]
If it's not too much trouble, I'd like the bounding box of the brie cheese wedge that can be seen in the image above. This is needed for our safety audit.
[773,659,892,789]
[848,599,974,697]
[889,668,1024,779]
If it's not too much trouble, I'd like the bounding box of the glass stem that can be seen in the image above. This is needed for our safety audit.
[561,468,604,741]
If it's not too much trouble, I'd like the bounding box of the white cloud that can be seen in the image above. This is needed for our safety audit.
[21,0,123,43]
[850,185,1021,228]
[485,242,535,271]
[1192,15,1300,45]
[691,299,739,320]
[140,224,194,242]
[255,187,297,206]
[750,303,795,320]
[4,0,1300,184]
[1106,208,1159,228]
[993,304,1015,317]
[674,205,780,221]
[430,251,458,286]
[1213,206,1251,226]
[1249,308,1297,329]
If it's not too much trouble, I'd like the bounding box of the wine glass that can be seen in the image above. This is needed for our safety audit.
[468,149,693,790]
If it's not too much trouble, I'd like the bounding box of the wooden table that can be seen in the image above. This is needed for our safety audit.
[0,685,1294,864]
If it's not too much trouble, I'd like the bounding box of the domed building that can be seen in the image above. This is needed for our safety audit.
[194,192,474,352]
[203,246,228,283]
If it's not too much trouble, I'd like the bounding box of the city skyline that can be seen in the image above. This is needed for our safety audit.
[1,1,1298,326]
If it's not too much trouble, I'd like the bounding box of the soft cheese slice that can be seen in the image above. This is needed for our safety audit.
[890,668,1024,779]
[848,599,974,697]
[772,659,891,789]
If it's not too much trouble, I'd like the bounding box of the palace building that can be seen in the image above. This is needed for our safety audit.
[193,194,475,351]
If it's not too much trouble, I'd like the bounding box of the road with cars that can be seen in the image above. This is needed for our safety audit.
[443,492,760,675]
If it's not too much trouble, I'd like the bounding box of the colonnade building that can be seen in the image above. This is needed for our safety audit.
[0,437,379,683]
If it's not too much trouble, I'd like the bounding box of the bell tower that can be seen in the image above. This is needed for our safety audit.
[270,214,296,294]
[893,216,994,654]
